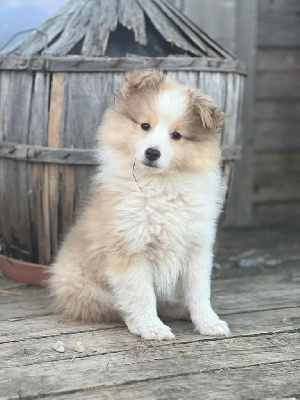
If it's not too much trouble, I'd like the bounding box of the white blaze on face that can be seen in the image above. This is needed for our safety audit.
[135,88,187,170]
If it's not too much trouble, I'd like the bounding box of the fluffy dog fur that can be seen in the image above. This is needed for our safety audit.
[49,70,230,340]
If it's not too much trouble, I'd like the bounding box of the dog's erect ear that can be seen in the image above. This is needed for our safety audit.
[118,70,165,99]
[191,90,225,132]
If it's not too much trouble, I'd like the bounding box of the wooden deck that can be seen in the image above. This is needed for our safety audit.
[1,228,299,399]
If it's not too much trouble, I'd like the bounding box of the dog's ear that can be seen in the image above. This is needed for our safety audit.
[190,90,225,133]
[118,70,165,100]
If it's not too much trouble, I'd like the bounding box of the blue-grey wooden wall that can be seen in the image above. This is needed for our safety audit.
[176,0,300,226]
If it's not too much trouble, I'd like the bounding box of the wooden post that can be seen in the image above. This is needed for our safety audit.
[225,0,257,225]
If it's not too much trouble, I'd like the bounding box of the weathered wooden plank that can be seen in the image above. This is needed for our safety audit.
[27,73,51,263]
[0,285,46,306]
[1,305,299,351]
[27,165,44,262]
[254,166,300,203]
[42,165,51,264]
[0,72,33,143]
[254,188,300,204]
[62,73,114,148]
[155,0,209,55]
[0,56,247,74]
[166,0,184,10]
[183,0,237,56]
[1,267,299,323]
[0,297,49,322]
[223,73,240,146]
[117,0,147,46]
[256,71,300,100]
[60,166,75,234]
[0,72,33,261]
[254,202,300,225]
[0,142,98,165]
[47,73,65,262]
[46,1,93,56]
[255,152,300,173]
[27,73,50,147]
[224,0,257,226]
[137,0,201,56]
[0,140,238,165]
[255,100,300,119]
[1,332,299,399]
[254,121,300,152]
[2,300,299,345]
[163,0,236,59]
[43,360,300,400]
[254,151,300,203]
[82,0,118,56]
[9,0,79,56]
[258,0,300,46]
[198,72,227,109]
[257,48,300,71]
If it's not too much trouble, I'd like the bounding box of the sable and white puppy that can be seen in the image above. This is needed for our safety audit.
[49,70,229,340]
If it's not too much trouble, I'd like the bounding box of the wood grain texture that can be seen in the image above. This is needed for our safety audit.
[225,0,257,226]
[255,121,300,152]
[117,0,147,46]
[255,100,300,120]
[0,72,33,261]
[167,0,184,10]
[27,72,51,263]
[254,202,300,225]
[1,266,299,323]
[155,0,209,55]
[6,0,234,59]
[9,0,79,56]
[254,0,300,225]
[0,302,300,342]
[41,360,300,400]
[258,0,300,47]
[223,73,241,146]
[164,0,235,59]
[0,56,247,74]
[82,0,118,56]
[47,1,94,56]
[257,48,300,72]
[0,258,299,399]
[1,305,299,347]
[256,71,300,100]
[1,332,299,399]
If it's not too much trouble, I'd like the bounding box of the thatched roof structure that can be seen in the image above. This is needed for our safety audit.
[7,0,234,59]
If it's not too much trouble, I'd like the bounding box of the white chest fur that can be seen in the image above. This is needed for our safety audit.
[114,171,223,299]
[111,170,224,298]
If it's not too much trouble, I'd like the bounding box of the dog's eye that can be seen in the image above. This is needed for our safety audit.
[141,123,150,131]
[171,132,181,140]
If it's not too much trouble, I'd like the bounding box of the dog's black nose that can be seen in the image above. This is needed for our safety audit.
[145,148,161,161]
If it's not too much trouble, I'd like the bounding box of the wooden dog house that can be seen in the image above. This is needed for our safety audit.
[0,0,245,283]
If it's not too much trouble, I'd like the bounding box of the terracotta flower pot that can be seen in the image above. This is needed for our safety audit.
[0,254,49,287]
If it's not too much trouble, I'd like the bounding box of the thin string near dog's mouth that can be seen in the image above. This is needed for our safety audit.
[132,159,143,192]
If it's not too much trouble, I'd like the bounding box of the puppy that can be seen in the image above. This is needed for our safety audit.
[49,70,229,340]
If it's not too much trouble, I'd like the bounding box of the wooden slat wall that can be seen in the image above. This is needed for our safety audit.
[182,0,300,226]
[180,0,237,54]
[182,0,256,226]
[254,0,300,224]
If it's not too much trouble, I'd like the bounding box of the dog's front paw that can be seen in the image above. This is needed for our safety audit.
[142,324,175,341]
[194,316,230,337]
[128,322,175,341]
